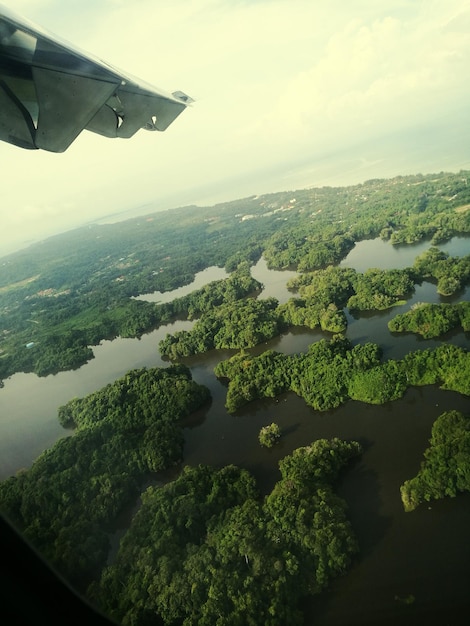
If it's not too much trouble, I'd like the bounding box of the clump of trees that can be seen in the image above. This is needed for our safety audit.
[91,438,362,626]
[170,261,262,319]
[389,301,470,338]
[160,263,431,361]
[215,338,470,413]
[412,247,470,296]
[259,423,281,448]
[401,343,470,395]
[215,336,381,412]
[279,266,356,332]
[346,268,415,311]
[264,229,355,271]
[159,296,281,358]
[347,360,406,404]
[400,411,470,511]
[160,247,470,363]
[0,365,210,585]
[281,266,414,330]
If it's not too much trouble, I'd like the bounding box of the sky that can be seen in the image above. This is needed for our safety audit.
[1,0,470,256]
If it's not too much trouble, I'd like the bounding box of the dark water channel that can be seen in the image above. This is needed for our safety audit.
[1,236,469,624]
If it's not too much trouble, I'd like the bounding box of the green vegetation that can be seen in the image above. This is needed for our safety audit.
[264,230,355,270]
[91,438,361,626]
[1,170,470,624]
[259,423,281,448]
[165,261,262,319]
[279,266,414,334]
[159,253,467,361]
[215,336,377,412]
[400,411,470,511]
[347,360,406,404]
[159,296,281,358]
[1,170,470,378]
[412,247,470,296]
[346,268,414,311]
[0,263,261,377]
[0,365,210,585]
[389,301,470,338]
[279,266,356,332]
[215,339,470,412]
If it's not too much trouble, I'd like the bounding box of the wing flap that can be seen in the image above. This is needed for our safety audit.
[114,90,186,137]
[0,6,192,151]
[0,79,36,149]
[33,67,119,152]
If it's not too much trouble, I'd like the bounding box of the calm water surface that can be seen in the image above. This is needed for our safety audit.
[1,236,469,624]
[133,266,228,302]
[339,235,470,272]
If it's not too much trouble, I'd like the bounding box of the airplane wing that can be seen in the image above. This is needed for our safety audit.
[0,4,193,152]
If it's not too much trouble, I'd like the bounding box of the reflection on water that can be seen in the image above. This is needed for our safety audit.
[0,320,193,477]
[339,235,470,272]
[345,283,470,360]
[251,256,298,303]
[133,266,228,302]
[0,237,468,476]
[0,235,469,624]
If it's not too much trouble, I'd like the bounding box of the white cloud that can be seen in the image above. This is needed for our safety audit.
[1,1,470,255]
[245,2,470,155]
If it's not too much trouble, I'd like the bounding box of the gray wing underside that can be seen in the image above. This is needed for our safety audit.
[0,4,193,152]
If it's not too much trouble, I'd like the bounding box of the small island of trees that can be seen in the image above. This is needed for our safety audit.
[215,338,470,413]
[412,247,470,296]
[259,422,281,448]
[159,250,469,361]
[388,301,470,338]
[400,411,470,512]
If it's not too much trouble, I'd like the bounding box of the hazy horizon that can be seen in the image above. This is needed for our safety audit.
[3,148,470,258]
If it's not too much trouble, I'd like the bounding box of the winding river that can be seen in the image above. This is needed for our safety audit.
[1,236,469,625]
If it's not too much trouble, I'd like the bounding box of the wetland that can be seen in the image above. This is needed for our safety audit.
[1,171,470,624]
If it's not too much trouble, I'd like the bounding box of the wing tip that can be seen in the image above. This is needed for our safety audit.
[172,90,195,105]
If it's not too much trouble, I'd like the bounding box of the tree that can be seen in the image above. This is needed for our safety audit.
[259,423,281,448]
[400,411,470,511]
[0,366,210,585]
[92,440,361,625]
